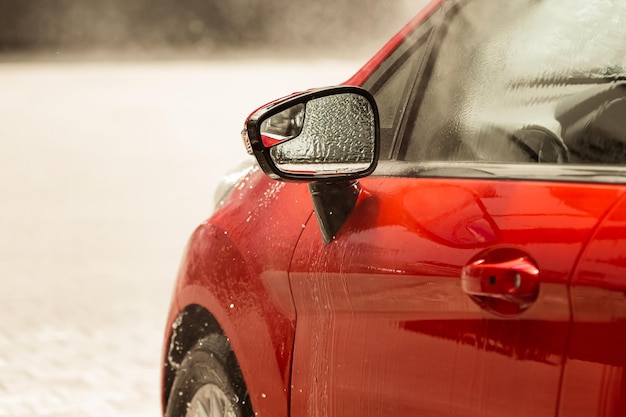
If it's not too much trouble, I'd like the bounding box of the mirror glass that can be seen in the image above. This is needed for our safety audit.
[263,93,376,176]
[260,103,305,147]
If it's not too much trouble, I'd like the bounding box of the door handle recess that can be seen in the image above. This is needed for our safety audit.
[462,256,540,310]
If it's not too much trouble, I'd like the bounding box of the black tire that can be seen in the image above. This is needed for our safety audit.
[165,334,253,417]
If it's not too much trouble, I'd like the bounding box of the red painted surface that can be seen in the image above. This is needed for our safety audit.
[288,178,624,417]
[164,169,626,416]
[462,249,541,315]
[560,194,626,417]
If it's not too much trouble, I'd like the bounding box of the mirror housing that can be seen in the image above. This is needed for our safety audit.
[243,86,380,181]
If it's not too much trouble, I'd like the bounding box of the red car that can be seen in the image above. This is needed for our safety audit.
[162,1,626,416]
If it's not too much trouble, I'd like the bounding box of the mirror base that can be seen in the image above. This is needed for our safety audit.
[309,180,362,244]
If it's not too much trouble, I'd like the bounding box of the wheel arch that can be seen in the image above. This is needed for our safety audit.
[163,303,226,409]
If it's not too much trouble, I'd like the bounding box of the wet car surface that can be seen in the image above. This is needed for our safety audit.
[162,1,626,416]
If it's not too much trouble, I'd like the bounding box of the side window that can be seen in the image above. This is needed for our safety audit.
[396,0,626,165]
[398,1,541,163]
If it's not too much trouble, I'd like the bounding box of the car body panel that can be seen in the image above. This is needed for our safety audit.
[166,168,314,417]
[560,194,626,416]
[288,177,624,417]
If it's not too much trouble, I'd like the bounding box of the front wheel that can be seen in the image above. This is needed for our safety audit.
[165,334,252,417]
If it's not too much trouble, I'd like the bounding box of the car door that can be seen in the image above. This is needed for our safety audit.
[287,177,622,417]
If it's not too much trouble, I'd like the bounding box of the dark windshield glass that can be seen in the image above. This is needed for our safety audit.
[394,0,626,164]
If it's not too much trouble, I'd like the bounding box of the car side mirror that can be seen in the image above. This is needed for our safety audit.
[243,86,380,181]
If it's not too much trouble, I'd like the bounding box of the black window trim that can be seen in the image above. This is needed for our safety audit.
[373,160,626,184]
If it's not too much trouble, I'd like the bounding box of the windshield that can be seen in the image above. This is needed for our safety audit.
[387,0,626,164]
